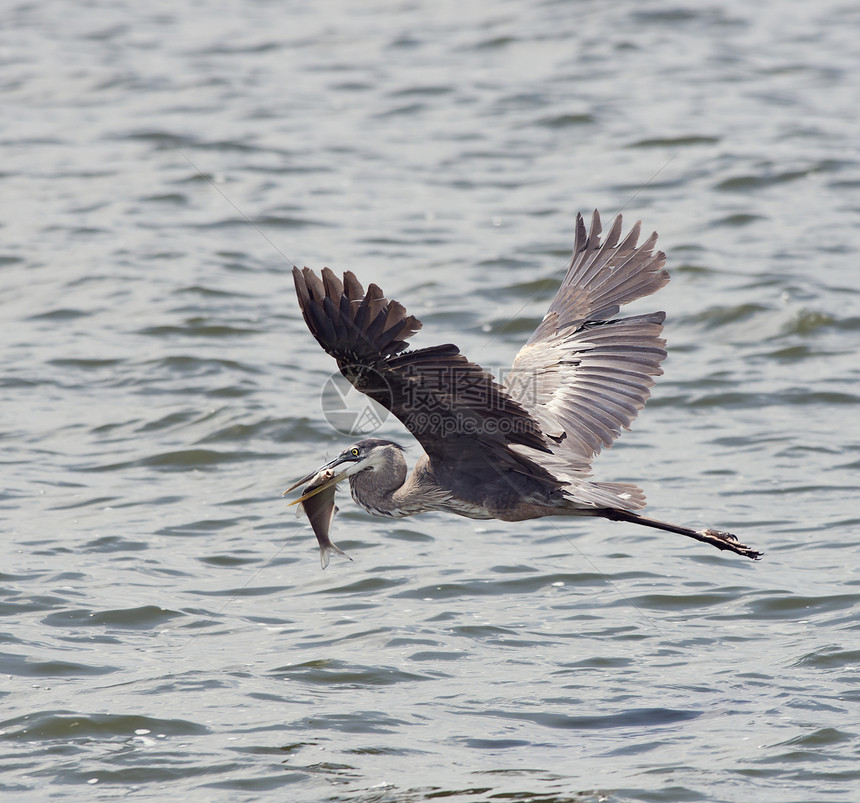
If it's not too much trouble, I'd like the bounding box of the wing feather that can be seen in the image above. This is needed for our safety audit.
[505,212,668,472]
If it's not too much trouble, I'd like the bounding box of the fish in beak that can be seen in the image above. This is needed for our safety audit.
[284,456,356,569]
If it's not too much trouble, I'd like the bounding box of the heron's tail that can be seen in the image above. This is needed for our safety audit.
[586,481,646,510]
[558,478,647,511]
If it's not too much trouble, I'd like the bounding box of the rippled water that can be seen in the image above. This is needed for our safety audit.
[3,1,860,800]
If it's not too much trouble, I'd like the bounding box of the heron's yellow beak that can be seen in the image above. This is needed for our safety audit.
[283,458,353,506]
[285,474,341,506]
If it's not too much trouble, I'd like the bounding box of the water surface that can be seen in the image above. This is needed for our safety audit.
[2,1,860,801]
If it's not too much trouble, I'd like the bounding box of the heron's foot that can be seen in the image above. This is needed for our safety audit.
[699,528,762,560]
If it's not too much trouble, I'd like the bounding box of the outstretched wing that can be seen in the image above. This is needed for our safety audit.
[504,211,669,472]
[292,266,560,491]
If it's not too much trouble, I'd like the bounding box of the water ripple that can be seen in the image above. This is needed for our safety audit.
[3,0,860,799]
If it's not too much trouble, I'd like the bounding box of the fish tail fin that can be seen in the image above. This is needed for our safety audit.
[320,541,352,570]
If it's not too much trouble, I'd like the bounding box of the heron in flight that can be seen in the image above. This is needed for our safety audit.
[286,211,762,567]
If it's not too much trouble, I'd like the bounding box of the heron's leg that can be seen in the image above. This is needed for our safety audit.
[595,508,762,560]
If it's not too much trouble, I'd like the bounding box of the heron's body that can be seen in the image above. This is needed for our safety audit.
[347,447,547,521]
[286,212,762,567]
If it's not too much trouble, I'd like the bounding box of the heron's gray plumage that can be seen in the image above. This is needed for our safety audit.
[287,211,762,565]
[501,214,669,512]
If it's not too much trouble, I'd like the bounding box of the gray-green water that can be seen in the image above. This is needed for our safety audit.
[2,1,860,801]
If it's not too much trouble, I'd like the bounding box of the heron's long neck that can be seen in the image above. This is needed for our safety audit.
[348,452,430,518]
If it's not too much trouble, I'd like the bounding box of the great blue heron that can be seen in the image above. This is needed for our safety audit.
[286,211,762,568]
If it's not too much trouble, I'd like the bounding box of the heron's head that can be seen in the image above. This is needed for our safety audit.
[284,439,404,506]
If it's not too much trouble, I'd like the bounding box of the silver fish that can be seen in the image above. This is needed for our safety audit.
[285,467,352,569]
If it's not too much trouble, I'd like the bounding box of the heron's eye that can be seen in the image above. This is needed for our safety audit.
[350,448,360,457]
